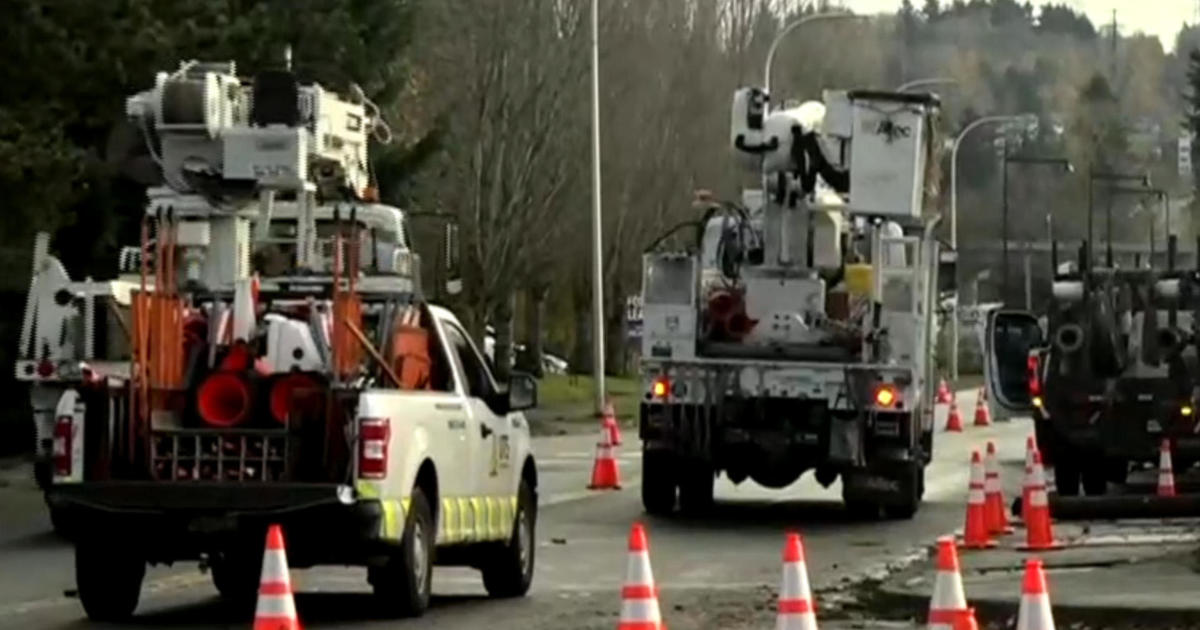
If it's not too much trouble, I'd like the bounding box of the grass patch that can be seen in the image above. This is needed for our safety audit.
[537,374,640,419]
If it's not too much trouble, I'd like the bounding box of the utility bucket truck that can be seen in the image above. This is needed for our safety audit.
[638,84,947,519]
[17,59,538,621]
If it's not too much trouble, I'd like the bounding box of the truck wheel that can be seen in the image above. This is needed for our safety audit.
[372,488,434,617]
[481,480,536,598]
[884,465,923,520]
[211,551,261,606]
[678,460,714,516]
[1082,466,1108,496]
[1053,460,1081,497]
[641,449,677,515]
[76,542,145,622]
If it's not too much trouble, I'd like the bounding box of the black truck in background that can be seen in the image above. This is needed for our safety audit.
[986,237,1200,496]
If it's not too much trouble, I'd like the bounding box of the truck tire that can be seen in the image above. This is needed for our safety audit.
[211,550,261,606]
[884,464,923,520]
[371,488,434,617]
[641,449,677,515]
[677,460,714,516]
[481,480,536,598]
[1054,459,1081,497]
[76,542,145,622]
[1082,466,1108,496]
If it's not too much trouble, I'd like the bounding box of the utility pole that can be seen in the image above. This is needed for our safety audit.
[1110,9,1118,83]
[589,0,606,415]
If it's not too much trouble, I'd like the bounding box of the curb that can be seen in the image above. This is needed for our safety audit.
[871,543,1200,627]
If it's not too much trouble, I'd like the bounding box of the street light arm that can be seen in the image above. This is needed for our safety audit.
[764,13,867,96]
[950,115,1023,251]
[896,77,957,92]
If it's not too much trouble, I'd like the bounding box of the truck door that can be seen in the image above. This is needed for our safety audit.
[983,309,1043,420]
[438,320,513,500]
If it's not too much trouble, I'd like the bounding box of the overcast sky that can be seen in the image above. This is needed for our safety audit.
[842,0,1196,51]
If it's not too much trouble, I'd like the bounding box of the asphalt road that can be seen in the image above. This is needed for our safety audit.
[0,389,1032,629]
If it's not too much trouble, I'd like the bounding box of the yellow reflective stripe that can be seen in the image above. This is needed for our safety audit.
[456,496,470,540]
[428,495,518,544]
[381,499,402,541]
[355,480,380,499]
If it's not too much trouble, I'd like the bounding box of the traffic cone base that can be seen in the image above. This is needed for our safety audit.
[619,523,664,630]
[973,387,991,427]
[776,533,817,630]
[254,525,300,630]
[588,428,622,490]
[985,441,1014,536]
[962,451,996,550]
[944,401,963,432]
[1020,452,1063,552]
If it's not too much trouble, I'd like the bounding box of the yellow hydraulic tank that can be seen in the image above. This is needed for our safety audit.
[844,263,873,298]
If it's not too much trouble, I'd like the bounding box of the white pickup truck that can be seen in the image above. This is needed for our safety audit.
[26,238,539,620]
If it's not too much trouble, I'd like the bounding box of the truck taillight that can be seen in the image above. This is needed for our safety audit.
[652,377,670,399]
[358,417,391,479]
[1027,353,1041,398]
[53,415,73,478]
[874,384,898,407]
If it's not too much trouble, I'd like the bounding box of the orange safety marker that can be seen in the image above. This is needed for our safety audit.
[955,608,980,630]
[937,379,952,404]
[618,523,664,630]
[984,441,1014,535]
[973,388,991,427]
[254,525,301,630]
[1021,438,1036,523]
[776,533,818,630]
[928,536,968,630]
[1019,451,1063,551]
[944,397,963,432]
[588,425,622,490]
[1015,558,1056,630]
[1158,439,1176,498]
[962,451,996,549]
[602,399,622,446]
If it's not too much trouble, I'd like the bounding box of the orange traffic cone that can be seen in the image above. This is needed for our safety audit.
[973,388,990,427]
[984,441,1013,535]
[928,536,968,630]
[776,533,817,630]
[955,608,980,630]
[944,398,964,432]
[962,451,996,549]
[1019,451,1063,551]
[937,379,952,404]
[1021,438,1036,522]
[619,523,664,630]
[602,400,622,446]
[1158,439,1176,497]
[254,525,301,630]
[1016,558,1055,630]
[588,426,621,490]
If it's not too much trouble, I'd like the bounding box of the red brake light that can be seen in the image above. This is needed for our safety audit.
[874,385,898,407]
[36,360,55,378]
[1027,353,1041,397]
[652,378,669,398]
[358,417,391,479]
[53,415,73,478]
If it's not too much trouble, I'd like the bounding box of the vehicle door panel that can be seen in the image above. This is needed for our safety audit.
[983,308,1043,419]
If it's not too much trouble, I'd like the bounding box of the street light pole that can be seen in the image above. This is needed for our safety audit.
[589,0,606,415]
[1000,154,1074,305]
[948,114,1021,380]
[764,12,866,94]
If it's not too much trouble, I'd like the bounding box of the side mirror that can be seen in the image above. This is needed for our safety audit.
[444,222,462,296]
[507,371,538,412]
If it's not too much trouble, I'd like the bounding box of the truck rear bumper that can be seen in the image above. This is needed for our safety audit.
[46,482,389,566]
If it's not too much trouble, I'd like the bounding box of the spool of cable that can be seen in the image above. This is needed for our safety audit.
[1054,323,1084,354]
